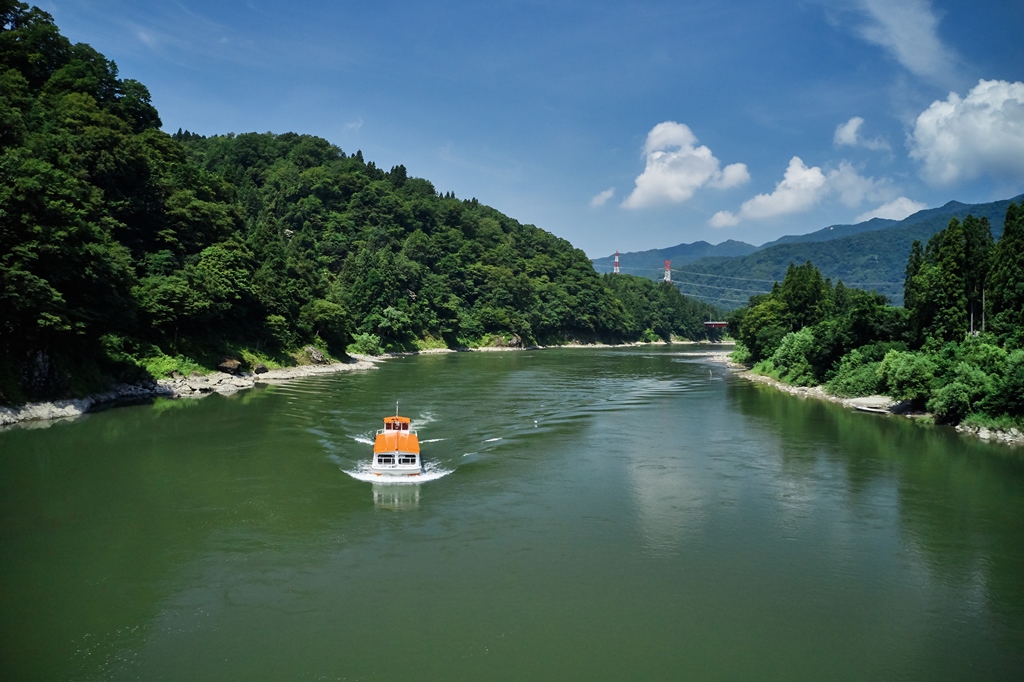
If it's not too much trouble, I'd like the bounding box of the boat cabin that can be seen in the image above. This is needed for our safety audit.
[372,414,422,475]
[382,416,412,432]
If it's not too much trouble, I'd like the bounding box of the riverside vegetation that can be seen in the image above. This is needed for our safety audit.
[0,2,718,406]
[728,208,1024,432]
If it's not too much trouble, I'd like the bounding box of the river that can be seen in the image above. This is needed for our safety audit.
[1,346,1023,680]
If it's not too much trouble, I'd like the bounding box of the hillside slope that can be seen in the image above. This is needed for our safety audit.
[591,239,756,276]
[675,196,1020,308]
[0,4,720,404]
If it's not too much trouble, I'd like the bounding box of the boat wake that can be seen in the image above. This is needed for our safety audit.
[342,460,453,484]
[349,435,375,445]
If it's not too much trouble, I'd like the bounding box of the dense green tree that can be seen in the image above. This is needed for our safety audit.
[962,215,993,334]
[776,261,832,331]
[987,203,1024,348]
[931,218,968,344]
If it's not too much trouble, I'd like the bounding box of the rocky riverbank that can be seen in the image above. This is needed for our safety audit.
[700,354,1024,447]
[0,356,380,428]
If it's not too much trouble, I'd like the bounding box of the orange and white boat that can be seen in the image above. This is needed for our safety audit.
[371,413,422,477]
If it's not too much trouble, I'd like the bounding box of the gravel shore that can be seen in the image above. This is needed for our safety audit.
[0,356,381,428]
[710,356,1024,447]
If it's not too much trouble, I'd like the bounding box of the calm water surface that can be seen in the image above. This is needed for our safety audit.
[2,346,1024,680]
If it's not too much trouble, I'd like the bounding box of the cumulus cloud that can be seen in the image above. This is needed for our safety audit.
[909,79,1024,186]
[834,116,890,151]
[735,157,828,220]
[590,187,615,207]
[622,122,749,209]
[828,160,890,206]
[709,210,740,228]
[855,197,927,222]
[853,0,960,86]
[709,157,892,227]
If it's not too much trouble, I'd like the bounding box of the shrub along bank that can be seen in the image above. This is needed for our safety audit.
[728,205,1024,431]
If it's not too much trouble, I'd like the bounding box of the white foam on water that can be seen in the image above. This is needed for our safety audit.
[420,438,447,443]
[483,437,502,443]
[343,460,453,484]
[413,411,437,428]
[349,435,375,445]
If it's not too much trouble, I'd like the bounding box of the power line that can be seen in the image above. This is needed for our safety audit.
[600,263,902,298]
[669,268,778,284]
[671,285,750,305]
[676,291,749,304]
[605,264,775,285]
[670,279,769,295]
[611,264,903,288]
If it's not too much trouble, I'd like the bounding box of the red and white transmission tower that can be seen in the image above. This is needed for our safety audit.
[663,260,672,283]
[613,251,620,274]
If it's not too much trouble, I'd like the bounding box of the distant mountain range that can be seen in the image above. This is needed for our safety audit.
[593,194,1023,309]
[591,240,757,275]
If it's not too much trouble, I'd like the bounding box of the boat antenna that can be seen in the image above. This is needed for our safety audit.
[395,400,399,417]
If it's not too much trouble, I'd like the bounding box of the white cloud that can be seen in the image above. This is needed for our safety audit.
[834,117,862,146]
[709,211,740,228]
[709,157,892,227]
[346,119,364,131]
[735,156,828,220]
[622,122,749,209]
[853,0,960,86]
[856,197,927,222]
[135,28,159,48]
[833,116,890,151]
[909,79,1024,186]
[590,188,615,207]
[828,160,889,207]
[713,162,752,189]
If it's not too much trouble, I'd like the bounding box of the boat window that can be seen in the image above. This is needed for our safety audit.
[398,456,416,464]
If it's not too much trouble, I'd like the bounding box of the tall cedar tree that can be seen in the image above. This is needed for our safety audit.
[987,202,1024,347]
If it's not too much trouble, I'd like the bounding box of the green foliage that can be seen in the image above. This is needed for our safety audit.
[138,352,206,379]
[0,8,724,403]
[824,342,904,397]
[927,361,994,424]
[735,296,789,362]
[987,203,1024,346]
[348,333,383,356]
[879,350,936,404]
[766,328,817,386]
[300,299,349,354]
[729,207,1022,426]
[677,195,1017,309]
[729,342,753,365]
[601,274,718,342]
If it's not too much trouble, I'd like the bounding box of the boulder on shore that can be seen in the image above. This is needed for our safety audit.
[218,358,242,374]
[304,346,327,364]
[253,363,268,374]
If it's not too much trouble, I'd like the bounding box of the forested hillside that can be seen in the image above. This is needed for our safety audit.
[729,207,1024,428]
[676,197,1019,308]
[601,197,1020,309]
[0,3,718,405]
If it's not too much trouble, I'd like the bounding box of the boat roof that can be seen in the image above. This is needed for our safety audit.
[383,415,411,424]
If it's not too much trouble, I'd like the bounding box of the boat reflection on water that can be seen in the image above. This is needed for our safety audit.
[372,483,421,510]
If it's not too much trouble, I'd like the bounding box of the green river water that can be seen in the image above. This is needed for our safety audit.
[1,346,1023,680]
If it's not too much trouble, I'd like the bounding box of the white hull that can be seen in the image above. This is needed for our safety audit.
[370,463,423,477]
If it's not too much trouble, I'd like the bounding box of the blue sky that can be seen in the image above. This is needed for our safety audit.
[44,0,1024,257]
